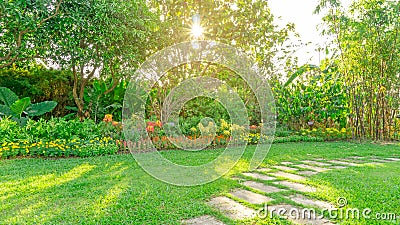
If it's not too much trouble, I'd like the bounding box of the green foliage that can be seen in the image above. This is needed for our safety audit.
[0,87,57,125]
[317,0,400,140]
[272,60,348,131]
[0,68,73,117]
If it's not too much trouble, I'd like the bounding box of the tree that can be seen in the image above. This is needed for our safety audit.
[0,0,63,69]
[316,0,400,140]
[48,0,155,118]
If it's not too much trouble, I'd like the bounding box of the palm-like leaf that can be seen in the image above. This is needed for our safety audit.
[0,87,18,107]
[25,101,57,117]
[10,97,31,117]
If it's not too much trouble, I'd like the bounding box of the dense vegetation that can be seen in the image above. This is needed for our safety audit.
[1,0,400,159]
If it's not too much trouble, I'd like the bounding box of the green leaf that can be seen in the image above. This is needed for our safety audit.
[25,101,57,117]
[10,97,31,117]
[0,104,14,117]
[284,64,319,87]
[0,87,19,107]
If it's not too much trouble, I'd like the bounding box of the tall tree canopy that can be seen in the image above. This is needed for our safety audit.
[316,0,400,140]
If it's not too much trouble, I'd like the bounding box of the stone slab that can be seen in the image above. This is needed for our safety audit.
[208,196,256,220]
[288,194,334,209]
[330,166,347,169]
[328,160,358,166]
[230,189,273,205]
[297,171,319,176]
[301,160,331,167]
[273,165,299,171]
[242,172,276,181]
[243,181,284,193]
[269,171,306,181]
[281,161,294,165]
[294,164,330,173]
[275,181,317,193]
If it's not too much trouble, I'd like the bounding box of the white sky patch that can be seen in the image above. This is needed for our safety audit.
[269,0,352,66]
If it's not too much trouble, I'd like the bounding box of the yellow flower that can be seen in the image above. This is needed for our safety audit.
[190,127,197,133]
[223,130,230,136]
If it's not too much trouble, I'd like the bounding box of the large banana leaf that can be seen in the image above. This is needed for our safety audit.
[0,104,14,116]
[0,87,19,107]
[10,97,31,117]
[25,101,57,117]
[284,64,319,87]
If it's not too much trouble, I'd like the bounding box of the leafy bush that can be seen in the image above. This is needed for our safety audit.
[0,87,57,126]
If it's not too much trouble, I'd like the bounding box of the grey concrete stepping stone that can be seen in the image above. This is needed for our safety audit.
[266,204,334,225]
[273,165,299,171]
[208,196,256,220]
[230,189,273,204]
[243,181,284,193]
[328,160,358,166]
[182,215,225,225]
[349,156,365,159]
[281,161,294,165]
[301,160,331,167]
[288,194,334,209]
[242,172,275,181]
[297,171,319,176]
[385,158,400,161]
[275,181,317,192]
[370,158,393,163]
[330,165,347,169]
[269,171,306,181]
[256,168,272,173]
[294,164,330,173]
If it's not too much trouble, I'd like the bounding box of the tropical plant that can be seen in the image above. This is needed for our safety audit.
[0,87,57,125]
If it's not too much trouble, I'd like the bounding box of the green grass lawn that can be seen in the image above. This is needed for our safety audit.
[1,142,399,224]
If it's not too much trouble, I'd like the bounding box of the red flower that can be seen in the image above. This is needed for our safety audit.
[155,120,162,127]
[250,125,258,130]
[146,125,155,132]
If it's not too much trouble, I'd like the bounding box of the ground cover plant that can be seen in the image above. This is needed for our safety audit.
[1,142,399,224]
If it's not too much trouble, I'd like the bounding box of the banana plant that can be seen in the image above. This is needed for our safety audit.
[0,87,57,126]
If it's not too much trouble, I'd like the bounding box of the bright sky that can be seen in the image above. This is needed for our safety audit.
[268,0,352,66]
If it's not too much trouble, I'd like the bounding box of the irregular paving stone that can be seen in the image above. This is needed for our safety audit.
[370,158,393,163]
[230,189,273,204]
[301,160,331,167]
[208,196,256,220]
[256,168,272,173]
[288,194,335,209]
[385,158,400,161]
[273,165,299,171]
[294,164,330,173]
[330,166,347,169]
[182,215,225,225]
[281,161,294,165]
[243,181,285,193]
[297,171,319,176]
[349,156,365,159]
[275,181,317,192]
[314,158,326,161]
[265,204,334,225]
[328,160,359,166]
[242,172,276,181]
[269,171,306,181]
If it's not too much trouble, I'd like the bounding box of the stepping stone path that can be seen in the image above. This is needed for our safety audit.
[189,156,398,225]
[301,160,331,167]
[208,196,256,220]
[242,172,275,181]
[298,170,319,176]
[269,171,305,181]
[294,164,331,173]
[273,165,299,171]
[328,160,359,166]
[243,181,284,193]
[275,180,317,193]
[230,189,273,204]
